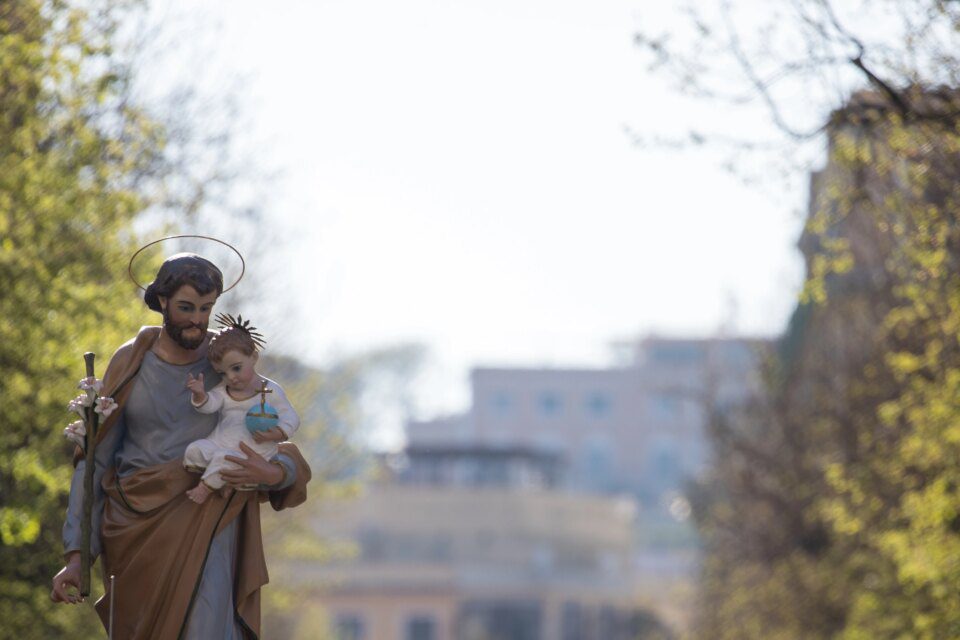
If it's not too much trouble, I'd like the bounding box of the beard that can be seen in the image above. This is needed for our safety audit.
[163,308,207,350]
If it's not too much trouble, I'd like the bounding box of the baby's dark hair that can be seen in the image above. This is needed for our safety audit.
[207,313,265,363]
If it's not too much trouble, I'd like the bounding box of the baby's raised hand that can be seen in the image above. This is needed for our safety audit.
[186,373,206,403]
[252,426,286,443]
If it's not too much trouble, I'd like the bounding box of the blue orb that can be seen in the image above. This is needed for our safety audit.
[246,403,280,433]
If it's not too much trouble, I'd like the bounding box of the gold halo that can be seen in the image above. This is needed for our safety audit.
[127,235,245,293]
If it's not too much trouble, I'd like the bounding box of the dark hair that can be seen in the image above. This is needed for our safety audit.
[143,253,224,312]
[207,327,259,362]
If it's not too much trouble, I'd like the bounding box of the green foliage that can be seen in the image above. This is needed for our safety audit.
[0,0,158,636]
[692,103,960,639]
[819,114,960,640]
[0,2,399,637]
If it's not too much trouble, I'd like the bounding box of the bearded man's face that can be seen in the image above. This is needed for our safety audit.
[160,285,218,350]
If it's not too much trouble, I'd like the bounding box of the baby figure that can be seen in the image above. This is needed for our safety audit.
[183,314,300,504]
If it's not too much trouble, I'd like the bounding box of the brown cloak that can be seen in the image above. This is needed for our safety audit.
[74,326,311,639]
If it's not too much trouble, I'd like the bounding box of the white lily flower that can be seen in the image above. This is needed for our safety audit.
[77,377,103,394]
[67,395,92,417]
[94,396,118,418]
[64,420,86,448]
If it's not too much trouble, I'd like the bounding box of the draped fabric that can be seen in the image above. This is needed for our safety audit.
[70,326,311,639]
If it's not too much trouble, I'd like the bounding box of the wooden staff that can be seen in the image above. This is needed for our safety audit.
[80,351,99,597]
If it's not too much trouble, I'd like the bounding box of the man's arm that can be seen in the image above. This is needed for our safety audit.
[54,409,125,604]
[221,442,295,490]
[62,410,125,559]
[267,453,297,490]
[220,442,311,508]
[270,442,312,511]
[50,552,83,603]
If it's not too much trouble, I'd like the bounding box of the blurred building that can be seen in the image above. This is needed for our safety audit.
[294,449,652,640]
[294,336,769,639]
[409,336,768,510]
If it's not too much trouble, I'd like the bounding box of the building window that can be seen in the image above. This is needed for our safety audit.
[561,602,584,640]
[584,436,614,491]
[721,341,752,366]
[335,614,365,640]
[652,393,681,421]
[358,528,385,561]
[405,615,437,640]
[491,391,512,416]
[650,440,681,484]
[649,343,705,365]
[458,600,542,640]
[585,393,611,417]
[538,392,562,417]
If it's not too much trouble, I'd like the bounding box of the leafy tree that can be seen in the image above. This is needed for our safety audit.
[813,99,960,640]
[635,2,960,638]
[0,0,163,636]
[0,3,421,638]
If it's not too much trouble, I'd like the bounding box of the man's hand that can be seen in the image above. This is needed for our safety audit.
[252,426,285,444]
[222,442,283,487]
[50,552,83,604]
[185,372,207,405]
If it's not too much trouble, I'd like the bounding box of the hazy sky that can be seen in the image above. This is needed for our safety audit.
[144,0,809,429]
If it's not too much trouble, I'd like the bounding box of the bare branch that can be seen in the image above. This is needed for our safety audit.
[720,0,826,139]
